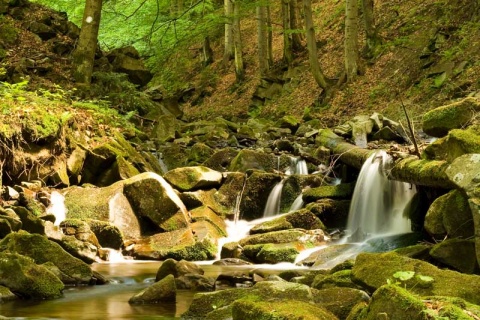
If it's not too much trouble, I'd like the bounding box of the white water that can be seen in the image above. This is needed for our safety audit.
[345,150,416,242]
[46,191,67,226]
[262,157,308,218]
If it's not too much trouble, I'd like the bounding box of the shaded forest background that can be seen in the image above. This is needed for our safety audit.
[27,0,480,127]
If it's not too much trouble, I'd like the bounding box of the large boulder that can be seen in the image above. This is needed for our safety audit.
[249,209,325,234]
[130,225,217,261]
[163,166,223,192]
[351,251,480,304]
[0,232,93,284]
[424,189,474,240]
[231,299,337,320]
[109,49,153,86]
[422,97,480,137]
[0,252,64,300]
[312,287,370,319]
[429,239,478,274]
[424,125,480,162]
[302,183,354,202]
[228,150,292,173]
[129,274,176,304]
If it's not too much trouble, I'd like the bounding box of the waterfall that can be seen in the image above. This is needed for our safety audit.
[263,157,308,217]
[154,152,169,174]
[345,150,416,242]
[46,191,67,226]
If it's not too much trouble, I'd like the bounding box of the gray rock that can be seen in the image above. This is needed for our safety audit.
[129,274,176,304]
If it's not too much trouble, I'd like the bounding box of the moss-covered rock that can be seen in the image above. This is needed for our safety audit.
[303,183,355,202]
[0,252,64,299]
[190,206,226,237]
[87,219,124,249]
[0,284,17,302]
[351,251,480,304]
[239,171,282,220]
[0,232,93,284]
[131,226,217,261]
[54,234,98,264]
[11,206,45,234]
[155,258,204,281]
[203,148,240,172]
[123,172,189,231]
[214,172,246,217]
[153,114,178,143]
[313,287,370,319]
[231,299,337,320]
[255,243,299,263]
[424,125,480,162]
[187,142,215,165]
[129,274,176,304]
[228,150,291,173]
[356,284,427,320]
[422,97,480,137]
[425,189,474,240]
[250,209,325,234]
[239,229,323,247]
[306,199,351,228]
[164,166,223,192]
[429,239,478,274]
[312,270,363,290]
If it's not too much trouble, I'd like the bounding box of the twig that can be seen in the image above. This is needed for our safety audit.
[399,97,421,158]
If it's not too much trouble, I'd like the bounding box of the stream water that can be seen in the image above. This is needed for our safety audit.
[0,152,418,319]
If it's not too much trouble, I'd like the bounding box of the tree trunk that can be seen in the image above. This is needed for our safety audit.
[257,4,269,75]
[344,0,359,82]
[362,0,378,57]
[303,0,329,90]
[73,0,103,85]
[315,129,456,189]
[282,0,293,65]
[266,4,274,67]
[290,0,303,51]
[224,0,234,64]
[203,36,214,66]
[232,0,244,81]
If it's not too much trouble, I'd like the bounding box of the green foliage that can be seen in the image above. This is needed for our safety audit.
[90,72,155,115]
[0,16,19,45]
[0,79,30,102]
[387,270,434,289]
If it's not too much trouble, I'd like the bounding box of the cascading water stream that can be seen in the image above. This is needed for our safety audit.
[262,157,307,218]
[345,150,416,242]
[46,191,67,226]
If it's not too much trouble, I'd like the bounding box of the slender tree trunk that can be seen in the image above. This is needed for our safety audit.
[362,0,378,57]
[282,0,293,65]
[232,0,244,81]
[345,0,359,82]
[290,0,303,51]
[224,0,234,64]
[203,36,214,66]
[257,4,269,75]
[303,0,328,90]
[266,4,274,67]
[73,0,103,85]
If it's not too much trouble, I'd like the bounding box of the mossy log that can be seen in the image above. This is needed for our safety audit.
[316,129,455,189]
[316,129,375,169]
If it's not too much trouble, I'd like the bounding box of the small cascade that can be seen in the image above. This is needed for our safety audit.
[289,193,304,212]
[345,150,416,242]
[102,248,126,263]
[263,157,308,218]
[46,191,67,226]
[154,152,169,174]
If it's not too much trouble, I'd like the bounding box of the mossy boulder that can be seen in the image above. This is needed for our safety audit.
[429,239,478,274]
[87,219,124,249]
[424,189,473,240]
[424,125,480,162]
[11,206,45,234]
[0,252,64,300]
[123,172,190,231]
[214,172,246,216]
[303,183,355,202]
[155,258,204,281]
[228,150,291,173]
[351,251,480,304]
[250,209,325,234]
[239,171,282,220]
[187,142,214,165]
[54,234,98,264]
[0,285,17,302]
[239,229,325,247]
[422,97,480,137]
[131,226,217,261]
[183,281,319,319]
[355,284,427,320]
[203,148,240,172]
[63,184,141,240]
[306,199,351,228]
[129,274,176,304]
[255,243,299,263]
[312,270,363,290]
[0,232,93,284]
[231,299,337,320]
[153,114,178,143]
[312,287,370,319]
[189,206,227,237]
[163,166,223,192]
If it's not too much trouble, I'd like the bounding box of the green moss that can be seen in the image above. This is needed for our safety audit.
[303,183,354,202]
[256,243,299,263]
[0,17,18,45]
[232,299,337,320]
